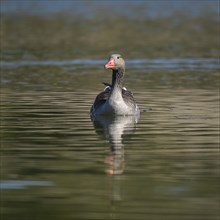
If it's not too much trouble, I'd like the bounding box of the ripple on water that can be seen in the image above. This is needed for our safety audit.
[1,77,219,220]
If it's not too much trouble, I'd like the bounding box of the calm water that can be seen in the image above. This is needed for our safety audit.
[1,58,219,220]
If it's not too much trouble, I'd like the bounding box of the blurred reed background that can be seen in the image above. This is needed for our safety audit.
[1,0,219,60]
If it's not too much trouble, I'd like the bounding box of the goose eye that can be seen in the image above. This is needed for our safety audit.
[117,56,120,59]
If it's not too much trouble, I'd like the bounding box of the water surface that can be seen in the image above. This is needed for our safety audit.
[1,58,219,220]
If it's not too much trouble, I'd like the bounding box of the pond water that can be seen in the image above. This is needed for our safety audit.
[1,58,219,220]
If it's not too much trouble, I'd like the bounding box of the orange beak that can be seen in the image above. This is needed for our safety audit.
[104,58,115,69]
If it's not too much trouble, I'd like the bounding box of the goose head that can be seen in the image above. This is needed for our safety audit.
[104,54,125,71]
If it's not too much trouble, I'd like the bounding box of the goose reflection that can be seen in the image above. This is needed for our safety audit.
[91,114,139,175]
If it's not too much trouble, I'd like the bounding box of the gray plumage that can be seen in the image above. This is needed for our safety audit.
[90,54,139,116]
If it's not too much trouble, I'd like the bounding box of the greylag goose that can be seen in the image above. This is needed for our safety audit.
[90,54,140,116]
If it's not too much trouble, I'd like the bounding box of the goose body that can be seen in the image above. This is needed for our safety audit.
[90,54,140,116]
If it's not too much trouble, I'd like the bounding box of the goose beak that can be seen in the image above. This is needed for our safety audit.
[105,58,115,69]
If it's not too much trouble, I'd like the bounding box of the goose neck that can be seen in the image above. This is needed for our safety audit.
[112,69,124,90]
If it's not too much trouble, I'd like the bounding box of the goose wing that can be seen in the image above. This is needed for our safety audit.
[91,83,137,113]
[122,89,137,108]
[90,85,111,113]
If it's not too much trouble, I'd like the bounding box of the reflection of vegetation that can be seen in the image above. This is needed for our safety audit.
[1,89,219,219]
[1,9,219,60]
[1,65,219,91]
